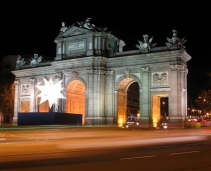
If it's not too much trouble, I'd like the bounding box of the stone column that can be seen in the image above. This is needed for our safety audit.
[184,68,188,119]
[114,90,117,124]
[30,77,36,112]
[138,88,142,122]
[85,58,107,125]
[54,71,63,112]
[140,66,151,128]
[86,68,95,125]
[169,64,186,127]
[13,79,20,125]
[86,34,93,56]
[104,70,115,125]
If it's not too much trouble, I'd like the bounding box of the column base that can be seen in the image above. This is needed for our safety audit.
[12,117,18,126]
[168,118,185,128]
[140,116,153,128]
[85,116,114,125]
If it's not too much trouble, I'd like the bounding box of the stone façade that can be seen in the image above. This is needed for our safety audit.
[12,20,191,128]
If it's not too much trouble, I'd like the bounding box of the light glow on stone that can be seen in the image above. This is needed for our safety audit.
[36,76,66,108]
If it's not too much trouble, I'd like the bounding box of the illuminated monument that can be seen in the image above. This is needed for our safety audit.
[12,18,191,128]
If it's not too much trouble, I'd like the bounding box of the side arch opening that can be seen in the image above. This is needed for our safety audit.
[66,80,85,125]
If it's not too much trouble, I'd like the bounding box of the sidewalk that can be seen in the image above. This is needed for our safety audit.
[0,124,122,131]
[1,122,210,131]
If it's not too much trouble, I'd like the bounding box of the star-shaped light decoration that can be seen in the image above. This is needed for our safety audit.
[36,76,66,109]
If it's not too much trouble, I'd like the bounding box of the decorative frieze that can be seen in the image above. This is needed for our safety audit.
[152,72,168,85]
[150,88,170,92]
[86,68,114,76]
[94,69,106,75]
[170,64,187,72]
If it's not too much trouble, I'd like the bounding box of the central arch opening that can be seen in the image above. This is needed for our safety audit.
[117,78,140,127]
[66,80,85,125]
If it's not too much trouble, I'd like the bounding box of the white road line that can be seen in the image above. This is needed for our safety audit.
[186,142,210,146]
[170,151,200,155]
[120,155,156,160]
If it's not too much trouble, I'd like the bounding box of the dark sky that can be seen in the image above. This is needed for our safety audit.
[0,2,210,102]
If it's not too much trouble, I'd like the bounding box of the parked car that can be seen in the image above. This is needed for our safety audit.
[160,118,168,129]
[161,122,168,129]
[122,121,140,129]
[201,119,211,126]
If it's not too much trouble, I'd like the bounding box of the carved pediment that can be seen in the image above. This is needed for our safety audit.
[55,26,91,41]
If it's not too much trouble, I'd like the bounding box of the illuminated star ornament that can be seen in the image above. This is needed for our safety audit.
[36,76,66,108]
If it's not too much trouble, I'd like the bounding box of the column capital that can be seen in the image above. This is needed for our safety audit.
[30,77,36,83]
[14,79,20,85]
[55,71,63,79]
[170,64,187,72]
[141,66,150,73]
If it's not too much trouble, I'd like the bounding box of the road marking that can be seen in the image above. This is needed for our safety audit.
[170,151,200,155]
[186,142,210,146]
[120,155,156,160]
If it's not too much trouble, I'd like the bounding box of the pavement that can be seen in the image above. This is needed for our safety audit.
[0,123,208,131]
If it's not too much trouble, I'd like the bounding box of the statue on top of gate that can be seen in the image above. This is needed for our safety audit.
[136,34,156,51]
[60,22,68,33]
[166,30,187,48]
[30,54,42,67]
[16,55,26,69]
[77,18,108,32]
[77,17,96,30]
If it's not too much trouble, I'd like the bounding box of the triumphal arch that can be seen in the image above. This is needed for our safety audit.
[12,18,191,128]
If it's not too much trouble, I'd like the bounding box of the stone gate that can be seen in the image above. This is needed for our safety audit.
[12,18,191,128]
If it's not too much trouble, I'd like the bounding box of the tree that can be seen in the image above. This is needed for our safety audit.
[195,89,211,115]
[0,81,15,117]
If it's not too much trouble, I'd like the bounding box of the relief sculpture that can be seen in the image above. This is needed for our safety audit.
[21,84,30,94]
[152,72,168,85]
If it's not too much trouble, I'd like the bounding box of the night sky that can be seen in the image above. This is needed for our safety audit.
[0,2,210,102]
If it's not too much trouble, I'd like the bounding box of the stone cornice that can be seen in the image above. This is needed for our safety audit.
[51,56,108,71]
[107,49,188,68]
[11,66,55,77]
[182,51,192,62]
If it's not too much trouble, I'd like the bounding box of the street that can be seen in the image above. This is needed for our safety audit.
[0,126,211,170]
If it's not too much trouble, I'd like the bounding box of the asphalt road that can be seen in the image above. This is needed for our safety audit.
[1,126,211,170]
